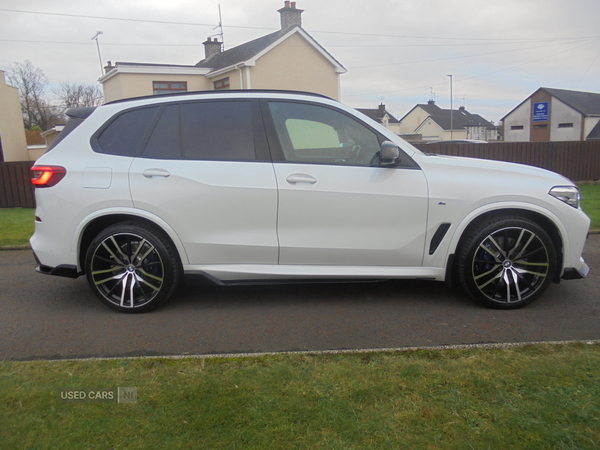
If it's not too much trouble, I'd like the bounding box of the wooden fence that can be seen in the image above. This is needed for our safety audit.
[413,141,600,182]
[1,141,600,208]
[0,161,35,208]
[25,130,44,146]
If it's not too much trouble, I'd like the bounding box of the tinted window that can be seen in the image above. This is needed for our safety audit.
[181,101,255,161]
[143,105,182,159]
[97,107,159,156]
[267,102,381,166]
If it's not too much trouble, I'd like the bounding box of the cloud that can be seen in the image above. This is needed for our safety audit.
[1,0,599,122]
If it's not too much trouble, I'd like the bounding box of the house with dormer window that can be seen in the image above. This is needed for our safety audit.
[99,2,346,102]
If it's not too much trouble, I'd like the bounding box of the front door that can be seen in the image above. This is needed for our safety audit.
[264,100,428,267]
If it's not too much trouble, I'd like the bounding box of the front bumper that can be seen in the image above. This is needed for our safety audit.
[562,257,590,280]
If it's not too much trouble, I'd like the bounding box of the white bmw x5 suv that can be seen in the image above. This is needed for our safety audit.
[30,90,590,312]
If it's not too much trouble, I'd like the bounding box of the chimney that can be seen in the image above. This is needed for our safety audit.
[104,61,114,74]
[427,100,435,106]
[203,37,222,60]
[378,104,386,114]
[278,1,303,29]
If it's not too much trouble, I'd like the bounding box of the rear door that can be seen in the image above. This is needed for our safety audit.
[129,99,279,265]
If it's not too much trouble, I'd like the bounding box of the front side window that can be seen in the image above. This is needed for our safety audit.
[153,81,187,95]
[267,102,381,166]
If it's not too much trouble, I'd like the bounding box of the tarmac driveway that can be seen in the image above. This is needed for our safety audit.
[1,235,598,361]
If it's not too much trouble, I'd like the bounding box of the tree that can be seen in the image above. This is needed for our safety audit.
[4,60,57,130]
[53,81,104,115]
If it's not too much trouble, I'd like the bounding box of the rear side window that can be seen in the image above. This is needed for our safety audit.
[181,101,254,161]
[143,105,181,160]
[95,107,160,157]
[141,101,256,161]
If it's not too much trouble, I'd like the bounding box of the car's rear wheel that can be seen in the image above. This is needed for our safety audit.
[457,216,557,309]
[85,222,182,313]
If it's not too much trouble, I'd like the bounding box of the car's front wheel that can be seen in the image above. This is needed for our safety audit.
[85,221,182,313]
[457,216,557,309]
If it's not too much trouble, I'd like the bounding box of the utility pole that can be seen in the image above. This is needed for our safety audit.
[447,74,453,139]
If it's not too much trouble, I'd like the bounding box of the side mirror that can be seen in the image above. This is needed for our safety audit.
[380,141,400,165]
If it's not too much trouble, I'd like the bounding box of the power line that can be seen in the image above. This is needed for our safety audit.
[347,39,598,70]
[0,38,204,47]
[0,7,269,30]
[344,38,600,98]
[1,7,599,43]
[1,37,592,50]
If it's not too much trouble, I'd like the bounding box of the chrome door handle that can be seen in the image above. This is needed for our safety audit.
[286,174,317,184]
[142,168,171,178]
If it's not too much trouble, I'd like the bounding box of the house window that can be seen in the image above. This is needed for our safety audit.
[153,82,187,95]
[213,78,230,90]
[533,124,548,129]
[558,123,574,128]
[511,125,524,130]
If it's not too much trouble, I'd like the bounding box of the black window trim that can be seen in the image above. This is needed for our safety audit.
[259,99,420,170]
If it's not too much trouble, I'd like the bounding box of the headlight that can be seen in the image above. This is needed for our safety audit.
[549,186,581,208]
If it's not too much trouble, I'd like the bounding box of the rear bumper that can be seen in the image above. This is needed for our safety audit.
[32,250,80,279]
[35,264,80,278]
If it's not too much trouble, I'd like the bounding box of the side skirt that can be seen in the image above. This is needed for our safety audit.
[183,264,446,285]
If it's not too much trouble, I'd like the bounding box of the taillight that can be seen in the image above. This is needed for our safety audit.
[31,166,67,188]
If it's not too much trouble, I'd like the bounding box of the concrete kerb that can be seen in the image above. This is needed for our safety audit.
[0,244,31,251]
[9,339,600,364]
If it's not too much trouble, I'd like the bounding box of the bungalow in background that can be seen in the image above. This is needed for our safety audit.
[399,100,495,142]
[356,104,401,134]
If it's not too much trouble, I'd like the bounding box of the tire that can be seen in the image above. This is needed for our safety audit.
[85,221,182,313]
[456,215,557,309]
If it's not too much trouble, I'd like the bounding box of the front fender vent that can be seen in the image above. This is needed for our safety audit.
[429,223,451,255]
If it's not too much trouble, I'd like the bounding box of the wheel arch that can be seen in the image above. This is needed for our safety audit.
[74,209,188,273]
[448,206,565,283]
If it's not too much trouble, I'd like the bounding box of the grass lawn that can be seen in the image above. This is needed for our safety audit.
[2,343,599,449]
[579,183,600,228]
[0,207,35,246]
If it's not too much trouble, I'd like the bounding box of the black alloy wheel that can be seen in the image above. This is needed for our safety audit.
[457,216,557,309]
[85,222,181,313]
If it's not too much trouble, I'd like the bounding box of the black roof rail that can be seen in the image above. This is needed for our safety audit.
[105,89,333,105]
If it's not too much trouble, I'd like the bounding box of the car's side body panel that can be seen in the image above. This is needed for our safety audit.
[273,163,429,266]
[129,159,279,265]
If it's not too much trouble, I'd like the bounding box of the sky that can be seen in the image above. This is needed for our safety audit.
[1,0,599,124]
